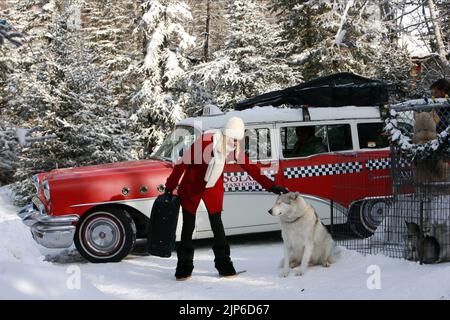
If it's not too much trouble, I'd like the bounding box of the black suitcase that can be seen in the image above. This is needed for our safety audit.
[147,194,180,257]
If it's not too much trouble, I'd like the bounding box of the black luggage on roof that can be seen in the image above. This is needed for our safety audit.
[234,72,389,111]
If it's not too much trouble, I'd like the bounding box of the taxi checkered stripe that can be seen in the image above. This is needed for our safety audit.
[224,170,275,192]
[261,169,276,181]
[366,158,391,171]
[365,158,411,171]
[225,184,265,192]
[283,162,363,179]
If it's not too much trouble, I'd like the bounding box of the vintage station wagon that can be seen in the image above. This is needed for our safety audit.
[18,72,399,262]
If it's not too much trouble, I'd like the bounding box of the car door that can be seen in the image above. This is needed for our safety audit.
[276,121,355,224]
[195,124,281,238]
[354,121,392,198]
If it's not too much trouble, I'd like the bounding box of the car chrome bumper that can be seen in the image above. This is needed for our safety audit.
[17,202,79,249]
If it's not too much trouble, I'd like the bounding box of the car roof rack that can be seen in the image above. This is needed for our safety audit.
[390,97,450,111]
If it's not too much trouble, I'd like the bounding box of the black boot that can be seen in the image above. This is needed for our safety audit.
[175,210,196,280]
[175,245,194,280]
[208,213,236,277]
[213,245,236,277]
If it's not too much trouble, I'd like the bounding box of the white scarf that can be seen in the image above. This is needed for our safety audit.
[204,131,234,188]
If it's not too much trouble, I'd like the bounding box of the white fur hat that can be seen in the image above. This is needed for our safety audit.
[223,117,245,140]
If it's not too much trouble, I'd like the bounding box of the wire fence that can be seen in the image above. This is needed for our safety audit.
[330,103,450,264]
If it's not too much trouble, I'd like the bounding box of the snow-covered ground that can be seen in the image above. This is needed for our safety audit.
[0,186,449,300]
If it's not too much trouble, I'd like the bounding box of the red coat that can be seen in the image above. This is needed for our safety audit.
[165,133,275,214]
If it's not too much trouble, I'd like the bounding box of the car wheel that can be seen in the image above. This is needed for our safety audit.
[347,200,390,238]
[74,207,136,263]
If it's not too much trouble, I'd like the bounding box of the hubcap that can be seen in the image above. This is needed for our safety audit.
[361,201,389,232]
[85,217,121,254]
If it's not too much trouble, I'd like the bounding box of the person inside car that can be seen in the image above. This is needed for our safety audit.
[292,126,328,157]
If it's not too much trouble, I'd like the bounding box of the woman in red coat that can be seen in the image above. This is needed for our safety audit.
[165,117,288,280]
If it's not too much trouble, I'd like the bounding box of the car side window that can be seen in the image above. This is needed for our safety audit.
[327,124,353,152]
[357,123,389,149]
[244,128,272,160]
[281,125,328,158]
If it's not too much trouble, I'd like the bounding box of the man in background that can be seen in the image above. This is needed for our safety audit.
[430,79,450,132]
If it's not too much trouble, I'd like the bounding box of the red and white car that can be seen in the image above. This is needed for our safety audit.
[18,104,393,263]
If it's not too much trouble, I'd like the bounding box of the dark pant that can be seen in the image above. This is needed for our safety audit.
[176,208,234,276]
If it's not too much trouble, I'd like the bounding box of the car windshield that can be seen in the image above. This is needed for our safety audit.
[151,126,200,162]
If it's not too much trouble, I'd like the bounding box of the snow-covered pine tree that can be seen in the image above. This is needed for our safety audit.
[0,0,59,189]
[130,0,197,155]
[270,0,412,94]
[0,18,22,47]
[1,0,58,121]
[437,1,449,53]
[373,0,414,102]
[83,0,143,109]
[191,0,302,110]
[0,120,19,186]
[185,0,228,62]
[31,0,141,167]
[3,0,141,204]
[275,0,380,79]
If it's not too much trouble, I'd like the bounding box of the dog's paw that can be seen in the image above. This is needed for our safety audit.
[295,268,306,276]
[279,269,289,278]
[322,262,331,268]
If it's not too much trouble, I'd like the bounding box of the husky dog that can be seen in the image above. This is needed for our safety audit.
[404,221,440,264]
[432,223,450,262]
[412,112,448,192]
[269,192,335,277]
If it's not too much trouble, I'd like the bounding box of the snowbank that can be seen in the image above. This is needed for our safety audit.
[0,187,42,264]
[1,185,449,299]
[0,186,109,299]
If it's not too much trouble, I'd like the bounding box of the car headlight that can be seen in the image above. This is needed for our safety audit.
[32,175,40,193]
[43,179,51,201]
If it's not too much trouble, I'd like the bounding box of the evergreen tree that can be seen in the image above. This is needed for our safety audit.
[130,0,197,155]
[83,0,143,108]
[0,19,22,47]
[437,1,449,52]
[270,0,413,101]
[272,0,376,79]
[2,0,141,204]
[435,1,450,82]
[191,0,301,110]
[0,120,19,185]
[185,0,228,62]
[0,0,57,190]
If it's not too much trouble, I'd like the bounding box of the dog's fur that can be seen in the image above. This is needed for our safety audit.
[432,223,450,262]
[412,112,448,191]
[404,220,440,263]
[269,192,335,277]
[413,112,438,145]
